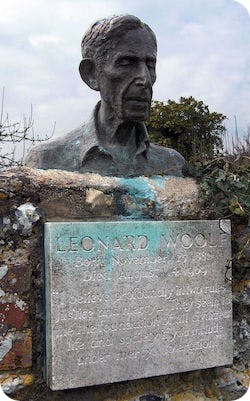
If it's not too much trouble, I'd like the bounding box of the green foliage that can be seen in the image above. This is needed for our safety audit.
[147,96,226,163]
[193,153,250,219]
[147,129,171,148]
[196,151,249,275]
[147,95,249,219]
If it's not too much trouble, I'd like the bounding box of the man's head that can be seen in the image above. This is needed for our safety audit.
[79,15,157,122]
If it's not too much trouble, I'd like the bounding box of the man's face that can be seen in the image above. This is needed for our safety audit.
[96,27,157,122]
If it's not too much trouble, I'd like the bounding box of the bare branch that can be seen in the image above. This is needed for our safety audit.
[0,88,55,169]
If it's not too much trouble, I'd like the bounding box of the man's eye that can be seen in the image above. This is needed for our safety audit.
[118,58,134,66]
[147,60,155,69]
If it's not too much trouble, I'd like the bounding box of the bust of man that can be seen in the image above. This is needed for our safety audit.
[25,15,185,177]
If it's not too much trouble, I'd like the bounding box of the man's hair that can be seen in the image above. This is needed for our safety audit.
[81,15,157,62]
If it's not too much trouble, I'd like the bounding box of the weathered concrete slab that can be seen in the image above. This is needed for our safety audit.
[45,220,233,390]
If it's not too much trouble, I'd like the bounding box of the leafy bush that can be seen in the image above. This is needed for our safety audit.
[192,152,249,220]
[147,96,226,163]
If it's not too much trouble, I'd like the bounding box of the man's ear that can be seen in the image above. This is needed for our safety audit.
[79,59,100,91]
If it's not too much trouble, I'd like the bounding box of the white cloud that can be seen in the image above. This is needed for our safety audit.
[0,0,249,154]
[234,0,250,16]
[0,0,29,23]
[33,90,99,138]
[29,34,62,48]
[57,1,122,22]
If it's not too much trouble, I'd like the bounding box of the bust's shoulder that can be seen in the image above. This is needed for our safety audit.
[149,143,185,161]
[25,125,85,171]
[148,143,185,176]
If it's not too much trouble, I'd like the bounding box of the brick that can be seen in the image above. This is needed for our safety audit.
[0,264,31,294]
[0,300,29,334]
[0,329,32,370]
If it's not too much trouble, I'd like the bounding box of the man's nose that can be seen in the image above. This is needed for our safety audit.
[134,62,152,87]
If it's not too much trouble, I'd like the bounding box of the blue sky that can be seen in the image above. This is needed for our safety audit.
[0,0,250,146]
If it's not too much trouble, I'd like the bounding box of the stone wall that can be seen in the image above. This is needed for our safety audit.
[0,167,249,400]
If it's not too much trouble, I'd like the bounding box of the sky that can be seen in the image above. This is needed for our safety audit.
[0,0,250,152]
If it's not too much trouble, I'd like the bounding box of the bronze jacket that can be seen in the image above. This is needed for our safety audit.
[25,102,185,177]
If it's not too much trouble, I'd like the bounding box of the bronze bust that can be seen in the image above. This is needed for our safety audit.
[25,15,185,177]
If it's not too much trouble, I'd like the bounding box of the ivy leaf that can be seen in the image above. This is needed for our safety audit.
[229,196,245,216]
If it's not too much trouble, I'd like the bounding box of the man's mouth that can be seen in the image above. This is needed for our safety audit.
[125,96,150,102]
[125,97,150,107]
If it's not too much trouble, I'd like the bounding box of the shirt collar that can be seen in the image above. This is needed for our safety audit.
[79,101,150,164]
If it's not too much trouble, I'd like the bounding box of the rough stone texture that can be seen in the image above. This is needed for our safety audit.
[0,167,199,221]
[0,167,249,400]
[0,329,32,370]
[0,372,34,394]
[45,220,232,390]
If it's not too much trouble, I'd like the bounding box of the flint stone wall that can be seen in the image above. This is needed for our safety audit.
[0,167,249,401]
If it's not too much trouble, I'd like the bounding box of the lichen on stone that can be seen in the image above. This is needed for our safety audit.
[14,202,41,235]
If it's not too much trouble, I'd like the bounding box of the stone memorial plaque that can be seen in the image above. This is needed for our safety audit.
[45,220,233,390]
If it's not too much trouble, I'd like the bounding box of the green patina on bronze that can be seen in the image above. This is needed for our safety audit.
[45,221,172,272]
